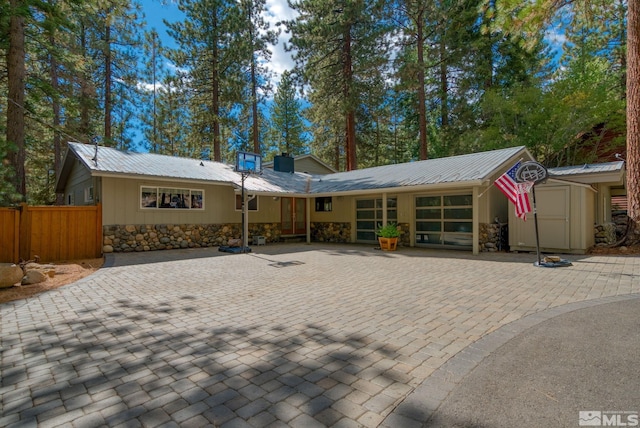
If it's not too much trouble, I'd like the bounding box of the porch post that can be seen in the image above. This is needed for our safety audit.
[306,197,311,244]
[382,192,388,226]
[472,186,479,255]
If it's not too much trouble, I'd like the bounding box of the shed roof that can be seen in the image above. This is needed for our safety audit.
[547,161,625,185]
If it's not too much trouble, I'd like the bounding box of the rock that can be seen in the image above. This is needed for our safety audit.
[0,264,24,288]
[103,245,114,253]
[21,269,47,285]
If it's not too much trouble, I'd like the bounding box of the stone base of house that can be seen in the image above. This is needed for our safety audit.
[310,222,351,243]
[103,223,281,253]
[479,223,508,252]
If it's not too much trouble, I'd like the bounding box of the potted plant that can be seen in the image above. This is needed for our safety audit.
[377,222,400,251]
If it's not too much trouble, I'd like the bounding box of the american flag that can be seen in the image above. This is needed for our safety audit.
[494,162,532,220]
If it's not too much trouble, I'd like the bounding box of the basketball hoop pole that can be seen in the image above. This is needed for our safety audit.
[241,172,248,254]
[532,185,542,266]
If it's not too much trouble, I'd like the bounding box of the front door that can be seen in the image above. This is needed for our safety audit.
[281,197,306,235]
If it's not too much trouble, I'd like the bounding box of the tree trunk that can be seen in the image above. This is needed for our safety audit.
[49,29,64,205]
[6,0,27,199]
[343,25,357,171]
[104,20,112,143]
[627,0,640,243]
[416,9,428,160]
[251,54,260,155]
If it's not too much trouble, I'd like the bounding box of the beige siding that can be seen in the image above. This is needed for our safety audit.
[63,160,94,206]
[294,157,334,175]
[102,177,279,225]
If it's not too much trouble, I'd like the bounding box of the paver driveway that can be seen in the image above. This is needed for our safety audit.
[2,244,639,427]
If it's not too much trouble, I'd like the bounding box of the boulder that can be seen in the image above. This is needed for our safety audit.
[0,264,24,288]
[22,269,48,285]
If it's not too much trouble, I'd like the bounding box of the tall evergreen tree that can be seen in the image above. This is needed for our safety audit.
[166,0,246,162]
[287,0,391,170]
[267,70,307,158]
[238,0,278,155]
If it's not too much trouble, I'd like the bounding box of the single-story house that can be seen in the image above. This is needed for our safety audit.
[56,142,625,255]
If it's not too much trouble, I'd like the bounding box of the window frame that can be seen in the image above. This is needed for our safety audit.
[315,196,333,212]
[140,186,205,210]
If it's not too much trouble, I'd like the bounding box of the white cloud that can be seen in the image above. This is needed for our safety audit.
[264,0,298,81]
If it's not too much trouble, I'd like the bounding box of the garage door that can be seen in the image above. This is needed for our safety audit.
[356,197,397,243]
[415,194,473,250]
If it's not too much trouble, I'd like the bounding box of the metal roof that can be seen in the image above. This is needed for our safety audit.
[62,143,530,195]
[68,142,241,184]
[548,161,625,176]
[307,146,529,194]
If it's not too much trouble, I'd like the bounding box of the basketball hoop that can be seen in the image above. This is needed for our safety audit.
[515,161,547,184]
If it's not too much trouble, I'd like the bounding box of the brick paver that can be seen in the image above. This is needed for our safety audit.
[2,244,639,427]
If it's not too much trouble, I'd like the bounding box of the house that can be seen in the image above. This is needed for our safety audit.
[56,142,625,255]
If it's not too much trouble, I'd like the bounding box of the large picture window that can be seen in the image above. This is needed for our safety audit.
[140,186,204,210]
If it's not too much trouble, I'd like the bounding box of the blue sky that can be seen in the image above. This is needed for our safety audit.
[139,0,297,79]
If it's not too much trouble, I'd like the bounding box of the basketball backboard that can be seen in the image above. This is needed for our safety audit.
[236,151,262,174]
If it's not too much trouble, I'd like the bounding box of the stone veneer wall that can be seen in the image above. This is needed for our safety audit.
[103,223,281,253]
[594,212,630,247]
[397,223,410,247]
[479,223,507,252]
[310,222,351,243]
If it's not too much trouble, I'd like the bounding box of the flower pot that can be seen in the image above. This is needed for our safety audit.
[378,237,398,251]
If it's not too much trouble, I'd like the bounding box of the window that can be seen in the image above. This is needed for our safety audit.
[235,195,258,211]
[140,186,204,210]
[67,193,75,205]
[315,197,332,212]
[84,186,94,203]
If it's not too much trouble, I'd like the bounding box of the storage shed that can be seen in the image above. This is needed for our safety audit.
[508,162,625,254]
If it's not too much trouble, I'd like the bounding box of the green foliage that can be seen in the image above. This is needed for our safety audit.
[376,222,400,238]
[0,0,634,204]
[265,70,308,159]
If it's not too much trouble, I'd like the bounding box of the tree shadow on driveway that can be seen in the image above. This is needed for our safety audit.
[1,295,415,427]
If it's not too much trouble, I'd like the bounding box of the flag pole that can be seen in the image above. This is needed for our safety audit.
[532,185,542,266]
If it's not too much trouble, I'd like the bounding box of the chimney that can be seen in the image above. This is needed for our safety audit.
[274,153,294,173]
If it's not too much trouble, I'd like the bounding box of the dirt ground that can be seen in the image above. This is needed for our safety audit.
[0,258,104,304]
[1,243,638,305]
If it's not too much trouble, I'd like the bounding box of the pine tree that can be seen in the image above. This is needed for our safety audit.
[267,70,307,158]
[166,0,246,162]
[287,0,391,170]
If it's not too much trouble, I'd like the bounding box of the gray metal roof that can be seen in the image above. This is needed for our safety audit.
[64,143,530,195]
[65,142,313,194]
[68,142,241,184]
[307,146,529,194]
[548,161,624,176]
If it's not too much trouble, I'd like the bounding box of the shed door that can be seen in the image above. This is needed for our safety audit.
[512,186,570,250]
[535,186,570,249]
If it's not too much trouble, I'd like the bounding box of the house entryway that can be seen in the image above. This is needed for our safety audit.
[281,197,306,236]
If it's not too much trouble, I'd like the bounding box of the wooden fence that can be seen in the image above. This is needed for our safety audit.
[0,203,102,263]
